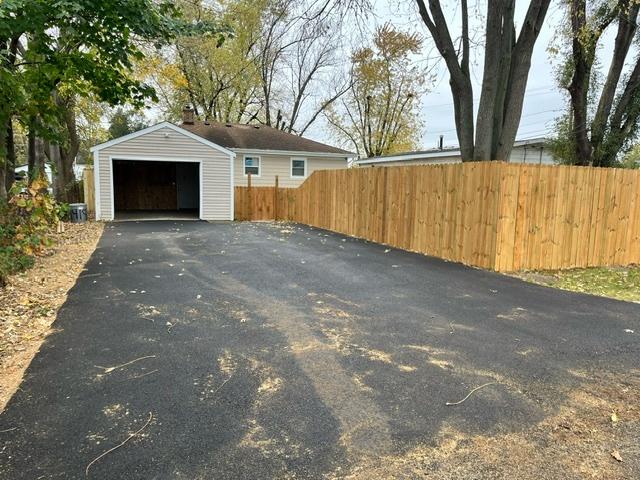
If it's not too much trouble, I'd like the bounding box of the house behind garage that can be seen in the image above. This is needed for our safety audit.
[90,108,353,221]
[355,137,557,167]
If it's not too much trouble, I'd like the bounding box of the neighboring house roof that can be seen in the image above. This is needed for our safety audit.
[181,121,354,156]
[357,137,549,165]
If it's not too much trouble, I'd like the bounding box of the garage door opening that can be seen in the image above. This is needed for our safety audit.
[113,160,200,221]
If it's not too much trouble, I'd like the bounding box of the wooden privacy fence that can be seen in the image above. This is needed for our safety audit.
[83,166,95,215]
[234,175,297,221]
[235,162,640,272]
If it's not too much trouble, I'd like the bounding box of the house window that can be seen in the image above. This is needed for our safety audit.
[244,156,260,176]
[291,158,307,177]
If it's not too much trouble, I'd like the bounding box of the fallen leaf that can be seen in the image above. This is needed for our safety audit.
[611,412,619,423]
[611,450,622,462]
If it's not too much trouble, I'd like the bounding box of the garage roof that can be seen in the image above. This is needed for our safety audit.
[181,121,353,155]
[90,122,236,157]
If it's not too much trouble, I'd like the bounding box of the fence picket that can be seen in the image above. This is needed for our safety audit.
[233,163,640,272]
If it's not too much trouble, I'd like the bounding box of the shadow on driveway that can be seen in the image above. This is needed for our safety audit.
[1,221,638,479]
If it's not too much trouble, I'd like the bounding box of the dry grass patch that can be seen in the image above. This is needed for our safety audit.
[515,266,640,303]
[337,372,640,479]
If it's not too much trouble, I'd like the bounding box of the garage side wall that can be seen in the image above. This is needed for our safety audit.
[96,126,232,221]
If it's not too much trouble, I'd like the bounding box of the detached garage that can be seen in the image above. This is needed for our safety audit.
[90,122,235,221]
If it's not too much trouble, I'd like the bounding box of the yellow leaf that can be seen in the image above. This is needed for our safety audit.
[611,412,619,423]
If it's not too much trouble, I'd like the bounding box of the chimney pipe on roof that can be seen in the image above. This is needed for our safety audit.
[182,105,195,125]
[438,135,444,150]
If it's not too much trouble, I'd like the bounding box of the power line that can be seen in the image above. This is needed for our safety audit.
[423,86,562,109]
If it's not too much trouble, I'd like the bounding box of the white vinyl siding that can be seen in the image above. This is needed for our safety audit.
[234,152,348,187]
[358,157,461,167]
[507,145,556,165]
[96,126,232,221]
[357,145,556,167]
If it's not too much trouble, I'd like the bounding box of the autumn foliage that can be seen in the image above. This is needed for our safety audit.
[0,176,64,286]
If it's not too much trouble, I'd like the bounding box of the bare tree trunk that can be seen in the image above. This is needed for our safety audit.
[475,0,511,160]
[6,121,15,193]
[0,120,7,201]
[568,0,593,165]
[51,145,76,202]
[48,143,62,197]
[52,95,80,202]
[590,3,639,165]
[597,57,640,166]
[452,82,475,160]
[27,127,35,177]
[27,124,46,182]
[496,0,549,160]
[416,0,475,160]
[416,0,550,162]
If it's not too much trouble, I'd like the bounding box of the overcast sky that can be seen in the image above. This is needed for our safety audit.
[138,1,621,152]
[307,0,614,150]
[410,1,569,149]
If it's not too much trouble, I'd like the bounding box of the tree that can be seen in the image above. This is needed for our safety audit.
[143,0,351,134]
[326,24,427,157]
[621,144,640,168]
[0,0,226,200]
[75,96,109,165]
[415,0,551,161]
[165,0,264,123]
[552,0,640,166]
[108,108,148,140]
[256,2,348,134]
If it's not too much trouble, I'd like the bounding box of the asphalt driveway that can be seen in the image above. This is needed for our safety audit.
[1,221,639,479]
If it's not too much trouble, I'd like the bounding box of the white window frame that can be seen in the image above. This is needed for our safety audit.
[243,155,261,177]
[290,157,307,178]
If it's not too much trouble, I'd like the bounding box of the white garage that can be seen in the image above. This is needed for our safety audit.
[90,122,235,221]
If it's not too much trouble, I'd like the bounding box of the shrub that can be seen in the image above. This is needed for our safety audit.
[0,175,62,286]
[0,247,34,287]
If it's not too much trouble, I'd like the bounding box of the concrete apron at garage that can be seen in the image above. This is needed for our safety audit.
[113,210,201,222]
[0,221,638,479]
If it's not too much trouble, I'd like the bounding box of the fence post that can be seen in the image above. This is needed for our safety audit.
[380,167,389,243]
[83,166,95,216]
[247,172,252,220]
[274,175,279,221]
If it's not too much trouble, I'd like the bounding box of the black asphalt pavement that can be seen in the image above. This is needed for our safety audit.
[1,221,638,479]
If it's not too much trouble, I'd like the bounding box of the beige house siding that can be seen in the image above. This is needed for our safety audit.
[233,151,349,187]
[95,126,233,221]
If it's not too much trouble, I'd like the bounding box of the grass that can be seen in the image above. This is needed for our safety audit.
[517,266,640,302]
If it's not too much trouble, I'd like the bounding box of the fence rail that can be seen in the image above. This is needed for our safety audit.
[235,162,640,272]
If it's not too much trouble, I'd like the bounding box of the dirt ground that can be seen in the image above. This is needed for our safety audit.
[0,221,103,411]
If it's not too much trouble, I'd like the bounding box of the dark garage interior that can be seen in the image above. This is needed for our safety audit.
[113,160,199,219]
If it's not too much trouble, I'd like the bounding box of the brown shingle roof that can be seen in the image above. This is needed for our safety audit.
[180,121,353,155]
